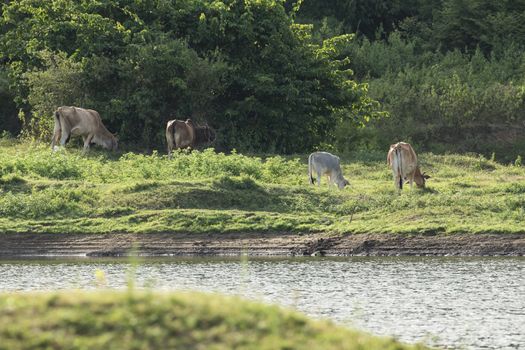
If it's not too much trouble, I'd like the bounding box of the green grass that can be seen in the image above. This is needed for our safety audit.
[1,140,524,235]
[0,290,428,350]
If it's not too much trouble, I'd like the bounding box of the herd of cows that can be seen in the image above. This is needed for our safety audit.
[50,106,429,191]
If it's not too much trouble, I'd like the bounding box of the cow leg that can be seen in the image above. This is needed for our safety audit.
[316,172,322,186]
[408,175,414,189]
[59,129,70,148]
[51,130,61,151]
[394,174,402,191]
[82,134,93,154]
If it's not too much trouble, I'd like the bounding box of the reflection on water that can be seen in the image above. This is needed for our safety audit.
[0,257,523,349]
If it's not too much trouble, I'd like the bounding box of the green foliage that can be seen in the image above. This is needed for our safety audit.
[340,33,525,157]
[286,0,525,156]
[0,291,428,350]
[4,0,525,155]
[23,51,86,140]
[0,186,91,219]
[433,0,525,53]
[293,0,525,54]
[292,0,421,40]
[0,66,18,134]
[0,0,378,153]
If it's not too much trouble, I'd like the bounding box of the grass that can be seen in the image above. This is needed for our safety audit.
[0,290,429,350]
[0,140,524,235]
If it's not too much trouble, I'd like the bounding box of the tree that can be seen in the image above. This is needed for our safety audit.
[1,0,381,152]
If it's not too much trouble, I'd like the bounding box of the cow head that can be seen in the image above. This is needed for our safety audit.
[99,133,118,151]
[337,178,350,190]
[111,135,118,151]
[205,125,216,143]
[414,168,430,188]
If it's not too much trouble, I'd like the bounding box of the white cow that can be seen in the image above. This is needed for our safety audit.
[308,152,349,189]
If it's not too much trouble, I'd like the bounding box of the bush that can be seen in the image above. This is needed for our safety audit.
[340,33,525,157]
[1,0,381,153]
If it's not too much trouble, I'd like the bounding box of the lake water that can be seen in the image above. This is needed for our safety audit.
[0,257,523,349]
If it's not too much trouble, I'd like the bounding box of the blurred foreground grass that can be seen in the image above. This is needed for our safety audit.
[0,290,429,350]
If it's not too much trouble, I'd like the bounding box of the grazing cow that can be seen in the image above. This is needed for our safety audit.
[165,119,216,157]
[387,142,430,191]
[51,106,118,152]
[308,151,350,189]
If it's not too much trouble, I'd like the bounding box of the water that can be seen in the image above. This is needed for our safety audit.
[0,257,523,349]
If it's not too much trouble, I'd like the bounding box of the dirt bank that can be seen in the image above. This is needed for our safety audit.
[0,232,523,257]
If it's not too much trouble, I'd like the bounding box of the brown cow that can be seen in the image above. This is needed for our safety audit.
[387,142,429,191]
[51,106,118,152]
[165,119,216,157]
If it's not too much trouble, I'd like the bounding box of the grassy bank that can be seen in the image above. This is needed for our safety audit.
[1,140,524,235]
[0,290,428,349]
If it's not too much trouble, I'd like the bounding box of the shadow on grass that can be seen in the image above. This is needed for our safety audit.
[0,175,30,193]
[420,186,439,194]
[110,177,348,215]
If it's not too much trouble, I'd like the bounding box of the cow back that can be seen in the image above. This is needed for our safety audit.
[310,152,342,173]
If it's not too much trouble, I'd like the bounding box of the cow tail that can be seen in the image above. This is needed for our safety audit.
[396,147,403,190]
[54,111,61,131]
[308,154,315,184]
[52,110,62,147]
[165,121,175,156]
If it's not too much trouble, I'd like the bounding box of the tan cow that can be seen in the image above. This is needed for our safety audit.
[387,142,429,191]
[166,119,195,157]
[51,106,118,152]
[165,119,216,158]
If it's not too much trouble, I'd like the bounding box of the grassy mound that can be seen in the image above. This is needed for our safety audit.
[0,291,428,350]
[0,140,524,235]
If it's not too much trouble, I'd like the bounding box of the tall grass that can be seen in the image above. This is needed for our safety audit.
[0,143,303,184]
[0,141,524,234]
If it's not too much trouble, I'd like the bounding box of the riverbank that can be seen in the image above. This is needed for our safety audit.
[1,142,525,251]
[0,232,523,257]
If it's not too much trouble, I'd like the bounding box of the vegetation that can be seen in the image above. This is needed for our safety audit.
[1,0,525,158]
[1,140,524,235]
[1,1,524,235]
[0,290,428,350]
[290,0,525,158]
[0,0,379,153]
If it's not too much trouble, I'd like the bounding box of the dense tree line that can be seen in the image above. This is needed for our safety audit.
[292,0,525,157]
[1,0,525,157]
[293,0,525,54]
[0,0,378,153]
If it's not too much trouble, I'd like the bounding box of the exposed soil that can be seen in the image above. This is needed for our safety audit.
[0,232,524,257]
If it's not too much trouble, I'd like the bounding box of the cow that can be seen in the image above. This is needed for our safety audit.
[165,118,216,158]
[387,142,430,191]
[308,151,350,190]
[51,106,118,152]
